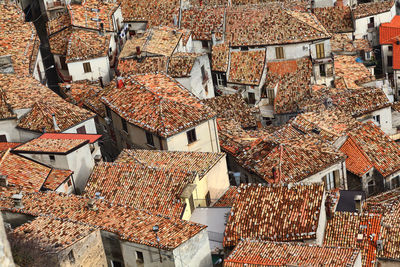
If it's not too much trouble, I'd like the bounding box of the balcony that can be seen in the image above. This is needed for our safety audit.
[47,1,65,10]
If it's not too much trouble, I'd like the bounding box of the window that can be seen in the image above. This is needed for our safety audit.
[111,261,122,267]
[241,46,249,51]
[325,172,335,190]
[319,64,326,77]
[373,115,380,125]
[146,132,154,147]
[67,178,72,187]
[49,155,55,161]
[83,62,92,73]
[121,117,128,132]
[316,43,325,59]
[76,126,86,134]
[205,191,211,206]
[106,106,112,118]
[136,251,144,263]
[365,52,371,60]
[368,17,374,28]
[389,45,393,51]
[201,65,208,83]
[368,180,375,195]
[248,92,256,105]
[201,40,209,48]
[189,194,195,213]
[68,250,75,263]
[0,135,7,142]
[275,46,284,59]
[60,56,68,70]
[391,176,400,189]
[215,73,226,87]
[109,47,112,53]
[388,56,393,67]
[187,129,197,144]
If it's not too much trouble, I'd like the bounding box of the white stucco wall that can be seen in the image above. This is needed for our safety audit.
[192,40,211,54]
[203,154,230,202]
[313,0,335,8]
[302,161,347,189]
[68,56,111,83]
[363,107,393,135]
[0,119,21,142]
[166,118,220,153]
[63,117,97,134]
[266,42,311,61]
[112,6,123,32]
[33,49,45,83]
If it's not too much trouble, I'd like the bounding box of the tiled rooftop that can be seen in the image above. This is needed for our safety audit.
[49,27,72,55]
[353,0,394,19]
[66,28,111,63]
[13,138,87,154]
[225,5,330,47]
[39,133,101,143]
[340,136,373,177]
[0,4,36,75]
[118,56,168,76]
[119,26,185,58]
[365,187,400,214]
[0,142,21,152]
[167,53,200,78]
[228,50,266,85]
[121,0,179,27]
[68,0,120,31]
[211,43,229,72]
[85,162,196,218]
[334,55,375,89]
[324,212,382,267]
[345,122,400,178]
[101,73,216,137]
[202,93,257,129]
[11,216,96,251]
[44,169,73,191]
[314,6,354,33]
[223,183,324,247]
[0,191,207,250]
[116,149,225,178]
[266,57,313,114]
[330,34,373,53]
[224,240,360,266]
[180,6,225,41]
[0,89,15,120]
[60,80,113,117]
[0,151,49,192]
[17,100,95,133]
[212,186,238,207]
[47,12,71,35]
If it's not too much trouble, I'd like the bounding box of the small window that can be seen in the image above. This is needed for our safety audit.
[136,251,144,263]
[388,56,393,67]
[0,135,7,142]
[187,129,197,144]
[316,43,325,59]
[67,178,72,186]
[68,250,75,263]
[201,40,209,48]
[83,62,92,73]
[76,126,86,134]
[201,65,208,83]
[389,46,393,51]
[205,191,211,206]
[368,180,375,195]
[106,106,112,118]
[275,47,284,59]
[319,64,326,77]
[111,261,122,267]
[248,92,256,105]
[49,155,55,161]
[365,52,371,60]
[121,117,128,132]
[369,17,374,24]
[109,47,112,53]
[373,115,380,125]
[325,172,335,191]
[392,176,400,189]
[215,73,226,87]
[146,132,154,147]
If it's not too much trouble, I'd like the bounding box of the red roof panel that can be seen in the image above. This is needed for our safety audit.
[39,133,101,143]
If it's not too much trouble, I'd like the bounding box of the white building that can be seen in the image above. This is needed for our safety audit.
[101,73,220,153]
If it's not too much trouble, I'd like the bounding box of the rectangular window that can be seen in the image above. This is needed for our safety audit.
[373,115,380,125]
[248,92,256,105]
[60,56,68,70]
[67,178,72,187]
[275,47,284,59]
[389,46,393,52]
[205,191,211,206]
[121,117,128,132]
[146,132,154,147]
[319,64,326,77]
[201,40,209,48]
[388,56,393,67]
[83,62,92,73]
[392,176,400,189]
[106,106,112,118]
[368,17,374,28]
[136,251,144,263]
[201,65,208,83]
[76,125,86,134]
[187,129,197,144]
[368,180,375,195]
[0,135,7,142]
[325,172,335,190]
[49,155,55,161]
[215,73,226,87]
[365,52,371,60]
[316,43,325,59]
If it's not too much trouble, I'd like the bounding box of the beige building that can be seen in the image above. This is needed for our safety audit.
[101,73,220,153]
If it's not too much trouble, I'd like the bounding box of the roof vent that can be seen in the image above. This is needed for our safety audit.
[87,199,98,211]
[0,175,8,187]
[324,97,333,108]
[11,193,23,209]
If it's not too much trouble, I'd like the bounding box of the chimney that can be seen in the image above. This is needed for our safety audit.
[87,199,98,211]
[52,114,61,132]
[98,76,104,88]
[354,194,363,213]
[11,193,23,209]
[0,175,8,187]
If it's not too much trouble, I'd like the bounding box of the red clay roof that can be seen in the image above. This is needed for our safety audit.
[212,186,239,207]
[224,240,360,266]
[380,16,400,69]
[44,169,73,191]
[14,138,88,154]
[223,183,324,248]
[39,133,101,143]
[340,136,373,177]
[0,143,21,152]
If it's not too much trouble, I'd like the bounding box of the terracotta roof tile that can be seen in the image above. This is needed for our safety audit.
[353,0,394,19]
[228,50,266,85]
[118,56,168,76]
[47,12,71,36]
[167,53,200,78]
[68,0,120,31]
[0,142,21,152]
[121,0,179,27]
[314,6,354,33]
[212,186,238,207]
[224,240,360,266]
[0,89,15,119]
[0,4,36,76]
[13,138,87,154]
[211,43,229,72]
[180,6,225,41]
[223,183,325,248]
[49,27,73,55]
[202,93,257,129]
[340,136,373,177]
[0,191,206,249]
[0,151,49,192]
[101,73,216,137]
[334,55,375,89]
[39,133,101,143]
[365,187,400,214]
[116,149,224,178]
[11,216,97,251]
[324,212,382,267]
[225,5,330,47]
[44,169,73,191]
